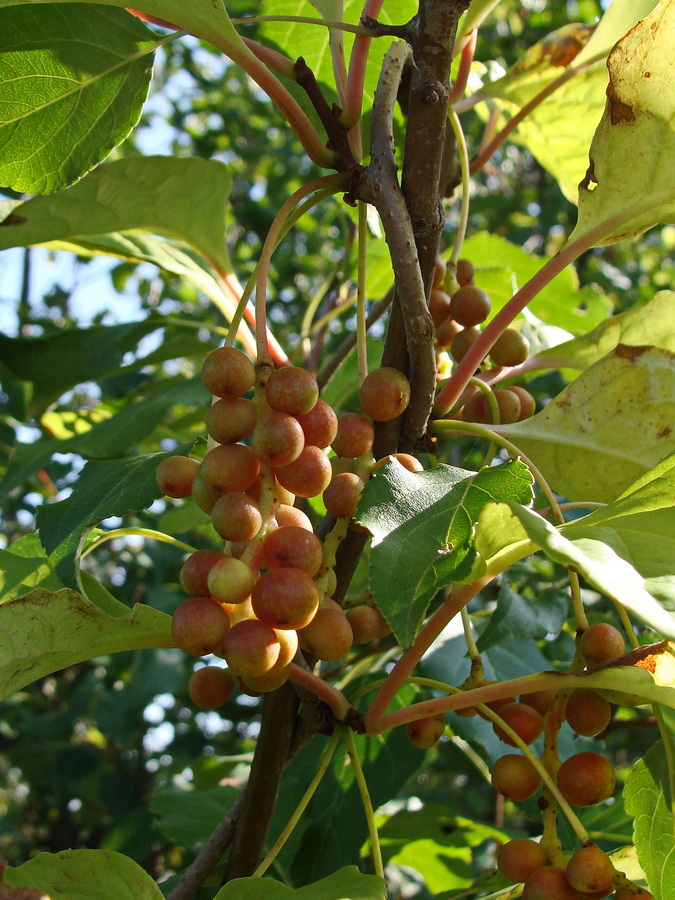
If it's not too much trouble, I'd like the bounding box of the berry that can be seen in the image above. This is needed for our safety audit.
[180,548,228,597]
[222,618,281,678]
[331,413,374,458]
[206,556,255,605]
[450,285,491,327]
[300,607,353,661]
[205,396,257,444]
[522,689,558,716]
[565,689,611,737]
[565,845,614,895]
[434,316,461,348]
[493,702,544,746]
[210,492,262,543]
[188,666,234,709]
[199,443,260,496]
[461,390,492,424]
[172,596,231,657]
[492,387,522,424]
[239,663,291,694]
[450,326,480,363]
[156,455,200,498]
[373,453,423,473]
[265,366,319,416]
[275,503,313,531]
[490,328,530,367]
[201,346,255,398]
[406,714,445,749]
[491,754,542,801]
[614,888,654,900]
[433,254,448,288]
[275,445,332,498]
[346,605,384,644]
[191,473,220,514]
[497,839,548,884]
[263,526,323,576]
[275,627,299,667]
[295,399,338,448]
[323,472,364,519]
[523,866,580,900]
[253,411,305,467]
[359,367,411,422]
[251,567,320,630]
[455,258,475,287]
[429,288,453,327]
[508,385,537,419]
[580,622,625,664]
[557,752,615,807]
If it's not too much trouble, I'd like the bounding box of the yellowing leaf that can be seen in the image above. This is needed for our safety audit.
[571,0,675,244]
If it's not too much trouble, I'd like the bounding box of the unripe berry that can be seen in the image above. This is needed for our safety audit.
[491,754,541,801]
[199,443,260,495]
[450,285,491,327]
[345,605,383,644]
[300,607,353,661]
[557,752,615,807]
[180,548,228,596]
[263,526,323,576]
[359,367,411,422]
[493,702,544,746]
[450,326,480,363]
[188,666,234,709]
[373,453,423,473]
[433,254,447,288]
[429,288,453,327]
[205,396,257,444]
[265,366,319,416]
[275,445,332,498]
[523,866,579,900]
[222,618,281,678]
[522,689,558,717]
[497,839,548,884]
[252,567,320,630]
[156,455,200,498]
[565,845,614,895]
[172,596,230,657]
[206,556,255,605]
[210,492,262,543]
[434,316,461,348]
[455,258,475,287]
[406,714,445,749]
[323,472,364,519]
[565,689,611,737]
[253,411,305,467]
[201,346,255,398]
[489,328,530,367]
[276,503,313,531]
[331,413,374,458]
[508,385,537,419]
[295,399,338,448]
[614,888,654,900]
[239,663,291,694]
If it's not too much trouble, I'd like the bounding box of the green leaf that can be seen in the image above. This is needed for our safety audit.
[494,345,675,503]
[460,231,610,334]
[35,446,192,588]
[506,501,675,638]
[356,459,533,647]
[0,587,172,702]
[624,742,675,899]
[0,155,232,270]
[562,451,675,579]
[570,1,675,245]
[0,319,160,417]
[475,581,568,653]
[151,785,238,847]
[534,290,675,371]
[0,535,66,603]
[214,866,386,900]
[0,4,156,193]
[378,805,507,894]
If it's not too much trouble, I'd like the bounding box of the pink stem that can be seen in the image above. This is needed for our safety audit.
[341,0,385,130]
[287,663,352,721]
[448,28,476,105]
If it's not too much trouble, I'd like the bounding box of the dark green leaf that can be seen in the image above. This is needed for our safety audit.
[476,582,568,653]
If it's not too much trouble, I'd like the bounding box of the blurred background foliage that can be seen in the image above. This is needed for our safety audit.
[0,0,669,895]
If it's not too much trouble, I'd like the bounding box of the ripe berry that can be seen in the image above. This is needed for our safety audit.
[295,399,338,448]
[406,714,445,749]
[275,445,332,498]
[557,752,615,807]
[359,367,411,422]
[265,366,319,416]
[156,455,200,498]
[252,411,305,467]
[490,328,530,367]
[493,702,544,746]
[300,607,353,661]
[180,548,228,597]
[450,285,491,327]
[565,689,611,737]
[263,526,323,576]
[201,347,255,398]
[373,453,423,473]
[275,503,313,531]
[222,618,281,678]
[580,622,625,664]
[323,472,364,519]
[497,839,548,883]
[252,568,320,630]
[188,666,234,709]
[565,845,614,895]
[332,413,375,458]
[199,443,260,496]
[172,596,231,657]
[205,396,257,444]
[210,492,262,543]
[523,866,580,900]
[491,754,541,801]
[191,473,220,515]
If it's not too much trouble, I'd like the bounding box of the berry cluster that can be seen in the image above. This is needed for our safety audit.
[155,348,408,707]
[431,256,536,425]
[486,622,651,899]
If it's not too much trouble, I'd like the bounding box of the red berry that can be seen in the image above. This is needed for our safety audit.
[188,666,234,709]
[497,839,548,884]
[359,367,411,422]
[491,754,542,801]
[557,752,615,807]
[580,622,625,664]
[565,845,614,895]
[155,455,200,498]
[406,714,445,749]
[265,366,319,416]
[201,347,255,398]
[252,568,320,630]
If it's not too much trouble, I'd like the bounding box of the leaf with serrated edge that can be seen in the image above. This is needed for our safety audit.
[0,156,232,271]
[0,5,156,193]
[506,501,675,638]
[624,742,675,898]
[0,588,173,702]
[493,345,675,503]
[356,459,533,647]
[570,0,675,244]
[35,446,193,588]
[214,866,386,900]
